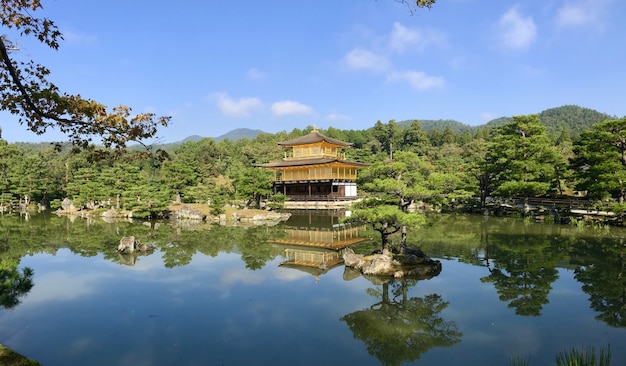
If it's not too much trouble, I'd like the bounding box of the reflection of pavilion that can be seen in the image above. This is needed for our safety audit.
[270,211,367,281]
[278,245,345,278]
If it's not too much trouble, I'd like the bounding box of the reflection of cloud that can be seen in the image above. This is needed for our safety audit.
[68,337,97,355]
[23,271,109,304]
[221,267,265,286]
[274,267,309,281]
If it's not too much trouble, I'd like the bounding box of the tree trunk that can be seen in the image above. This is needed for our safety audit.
[381,223,390,252]
[400,225,407,254]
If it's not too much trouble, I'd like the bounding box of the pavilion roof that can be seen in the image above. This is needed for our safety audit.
[277,130,352,147]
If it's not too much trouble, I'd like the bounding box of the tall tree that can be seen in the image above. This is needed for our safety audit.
[483,115,567,199]
[402,120,430,154]
[350,151,432,252]
[571,117,626,202]
[0,0,169,148]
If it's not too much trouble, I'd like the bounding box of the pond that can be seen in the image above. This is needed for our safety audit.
[0,212,625,366]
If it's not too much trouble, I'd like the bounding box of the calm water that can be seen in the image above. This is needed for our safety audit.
[1,212,625,366]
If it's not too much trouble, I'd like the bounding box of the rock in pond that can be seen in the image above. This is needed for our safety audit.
[343,247,442,279]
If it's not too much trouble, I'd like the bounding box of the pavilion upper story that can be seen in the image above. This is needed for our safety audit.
[258,129,369,202]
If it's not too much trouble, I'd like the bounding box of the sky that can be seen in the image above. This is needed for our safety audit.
[1,0,625,144]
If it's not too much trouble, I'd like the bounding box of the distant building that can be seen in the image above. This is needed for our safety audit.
[258,128,368,206]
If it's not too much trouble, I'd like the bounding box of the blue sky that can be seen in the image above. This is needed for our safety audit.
[2,0,625,143]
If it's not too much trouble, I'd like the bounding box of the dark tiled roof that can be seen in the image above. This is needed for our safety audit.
[277,131,352,147]
[257,158,369,168]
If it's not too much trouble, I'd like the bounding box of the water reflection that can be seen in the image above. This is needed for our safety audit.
[571,237,626,327]
[4,213,626,364]
[341,277,462,366]
[0,264,33,309]
[480,233,562,316]
[269,210,367,282]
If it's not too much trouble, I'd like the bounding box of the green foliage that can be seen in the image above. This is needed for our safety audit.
[268,193,286,210]
[0,262,34,309]
[0,100,620,220]
[555,345,611,366]
[209,194,225,215]
[346,198,425,250]
[571,117,626,202]
[483,114,567,198]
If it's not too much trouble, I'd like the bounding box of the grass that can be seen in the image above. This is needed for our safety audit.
[510,345,611,366]
[0,344,41,366]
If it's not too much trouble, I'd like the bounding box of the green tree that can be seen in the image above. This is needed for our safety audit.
[0,0,169,148]
[483,115,567,199]
[234,166,273,208]
[352,151,435,251]
[9,153,48,206]
[161,159,198,204]
[65,166,105,208]
[0,139,19,195]
[402,120,430,154]
[571,118,626,202]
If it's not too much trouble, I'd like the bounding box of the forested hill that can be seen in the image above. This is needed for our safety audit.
[538,105,613,136]
[397,105,612,137]
[397,119,471,133]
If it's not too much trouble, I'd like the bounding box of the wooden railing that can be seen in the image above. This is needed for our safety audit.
[284,152,346,160]
[276,171,356,181]
[503,197,598,210]
[286,195,360,202]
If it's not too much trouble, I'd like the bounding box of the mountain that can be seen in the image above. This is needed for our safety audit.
[396,105,613,137]
[181,135,203,143]
[538,105,613,137]
[397,119,472,133]
[213,128,263,142]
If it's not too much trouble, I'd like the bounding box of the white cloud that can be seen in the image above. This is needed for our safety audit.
[556,0,612,28]
[62,29,98,45]
[271,100,314,116]
[389,22,446,53]
[247,67,266,80]
[495,6,537,51]
[480,112,496,123]
[211,92,263,117]
[343,48,389,72]
[325,113,351,121]
[386,70,445,90]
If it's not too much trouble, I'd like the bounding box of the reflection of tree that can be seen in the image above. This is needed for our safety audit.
[341,279,461,366]
[0,260,33,309]
[571,237,626,327]
[235,226,284,270]
[480,233,562,316]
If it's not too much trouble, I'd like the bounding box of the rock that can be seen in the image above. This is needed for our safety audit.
[118,236,136,253]
[137,243,155,252]
[61,197,75,211]
[174,205,205,220]
[342,247,442,279]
